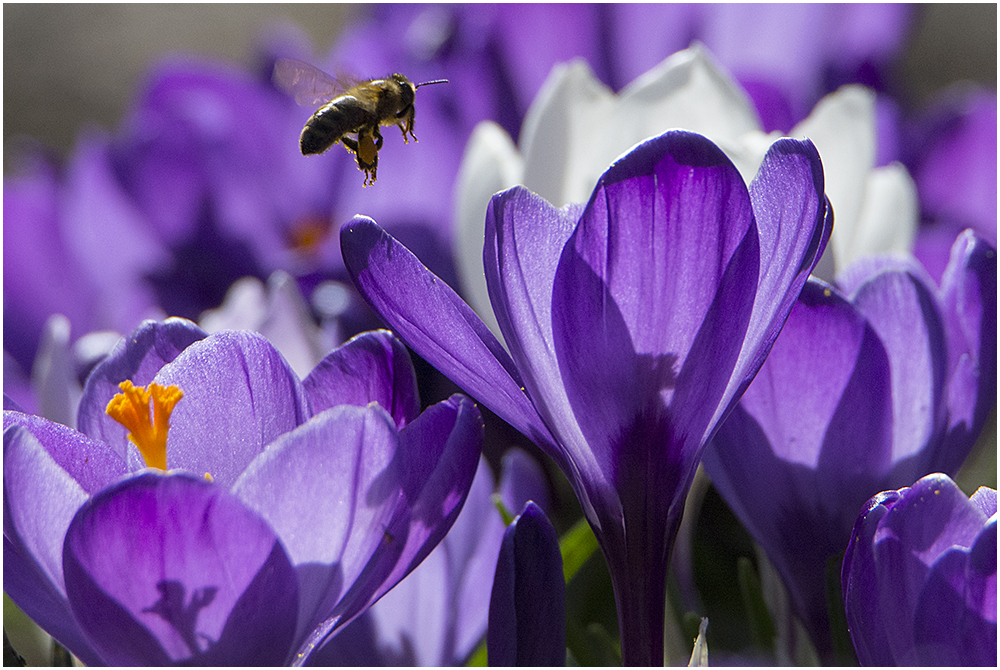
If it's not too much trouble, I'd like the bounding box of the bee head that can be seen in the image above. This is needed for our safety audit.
[390,73,416,110]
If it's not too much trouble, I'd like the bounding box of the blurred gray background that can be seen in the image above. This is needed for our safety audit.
[3,3,997,172]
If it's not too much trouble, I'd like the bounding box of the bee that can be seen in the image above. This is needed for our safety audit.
[273,58,448,186]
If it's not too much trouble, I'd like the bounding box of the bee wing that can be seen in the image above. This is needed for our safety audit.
[272,58,344,106]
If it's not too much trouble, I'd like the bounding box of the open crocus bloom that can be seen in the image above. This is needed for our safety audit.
[842,473,997,666]
[342,130,831,664]
[3,319,483,665]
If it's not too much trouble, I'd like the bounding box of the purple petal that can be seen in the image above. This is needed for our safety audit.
[843,473,997,666]
[303,330,420,427]
[77,318,207,453]
[937,230,997,473]
[550,131,758,518]
[847,267,947,466]
[63,472,299,666]
[341,216,555,450]
[232,404,402,636]
[498,448,550,515]
[703,280,895,645]
[3,425,101,665]
[152,330,310,487]
[913,519,997,665]
[4,410,127,495]
[488,502,565,666]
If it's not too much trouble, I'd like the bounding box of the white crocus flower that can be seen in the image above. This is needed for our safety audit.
[455,43,918,335]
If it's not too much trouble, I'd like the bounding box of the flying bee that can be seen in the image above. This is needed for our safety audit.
[272,58,448,186]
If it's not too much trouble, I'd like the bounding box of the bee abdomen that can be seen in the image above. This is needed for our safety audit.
[299,96,372,155]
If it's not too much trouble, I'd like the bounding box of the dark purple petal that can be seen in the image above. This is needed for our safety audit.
[488,502,565,667]
[63,472,299,666]
[912,519,997,665]
[303,330,420,427]
[232,404,402,635]
[77,318,207,452]
[341,216,555,450]
[152,330,310,487]
[843,474,997,666]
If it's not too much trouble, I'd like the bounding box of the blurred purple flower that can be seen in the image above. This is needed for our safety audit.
[488,501,565,667]
[341,130,831,664]
[842,473,997,666]
[702,230,996,659]
[4,321,482,665]
[906,87,998,281]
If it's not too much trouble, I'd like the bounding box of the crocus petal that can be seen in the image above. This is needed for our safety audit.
[844,474,998,666]
[703,279,894,647]
[550,131,757,519]
[3,425,100,665]
[32,314,78,428]
[847,267,946,467]
[714,136,830,433]
[937,230,997,472]
[341,217,555,451]
[303,330,420,427]
[842,163,918,268]
[4,410,128,495]
[77,318,207,454]
[232,404,402,637]
[488,502,565,666]
[62,472,299,666]
[153,330,310,487]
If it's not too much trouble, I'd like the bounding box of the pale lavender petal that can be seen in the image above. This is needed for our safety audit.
[4,410,127,495]
[232,404,401,637]
[3,425,95,662]
[153,330,310,487]
[303,330,420,427]
[77,318,206,453]
[63,472,299,665]
[294,395,482,661]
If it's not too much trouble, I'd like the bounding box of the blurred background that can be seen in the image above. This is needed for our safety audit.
[3,3,997,170]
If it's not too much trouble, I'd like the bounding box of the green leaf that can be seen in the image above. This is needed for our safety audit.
[559,517,599,582]
[737,555,776,651]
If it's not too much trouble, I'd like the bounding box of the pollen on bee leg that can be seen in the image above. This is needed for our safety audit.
[105,380,183,471]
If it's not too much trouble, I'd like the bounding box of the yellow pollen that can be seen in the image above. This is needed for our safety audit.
[105,380,183,471]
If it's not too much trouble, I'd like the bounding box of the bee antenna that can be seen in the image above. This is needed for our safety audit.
[415,79,449,88]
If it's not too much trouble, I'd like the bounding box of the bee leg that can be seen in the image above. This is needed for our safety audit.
[397,109,417,143]
[341,136,360,154]
[356,129,380,186]
[373,127,384,150]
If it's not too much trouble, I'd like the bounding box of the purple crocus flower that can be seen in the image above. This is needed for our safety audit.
[341,130,831,664]
[702,230,996,659]
[488,501,566,667]
[4,319,483,665]
[307,448,549,666]
[842,473,997,666]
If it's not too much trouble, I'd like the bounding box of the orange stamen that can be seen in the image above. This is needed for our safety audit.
[106,380,183,471]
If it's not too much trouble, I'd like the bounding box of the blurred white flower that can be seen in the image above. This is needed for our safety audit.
[454,44,918,335]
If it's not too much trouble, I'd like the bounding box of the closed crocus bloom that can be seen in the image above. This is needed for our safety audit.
[342,130,831,664]
[488,502,565,667]
[702,230,996,659]
[4,319,482,665]
[842,473,997,666]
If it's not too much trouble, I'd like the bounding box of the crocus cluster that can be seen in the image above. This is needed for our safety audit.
[342,129,832,664]
[4,321,483,665]
[702,229,996,659]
